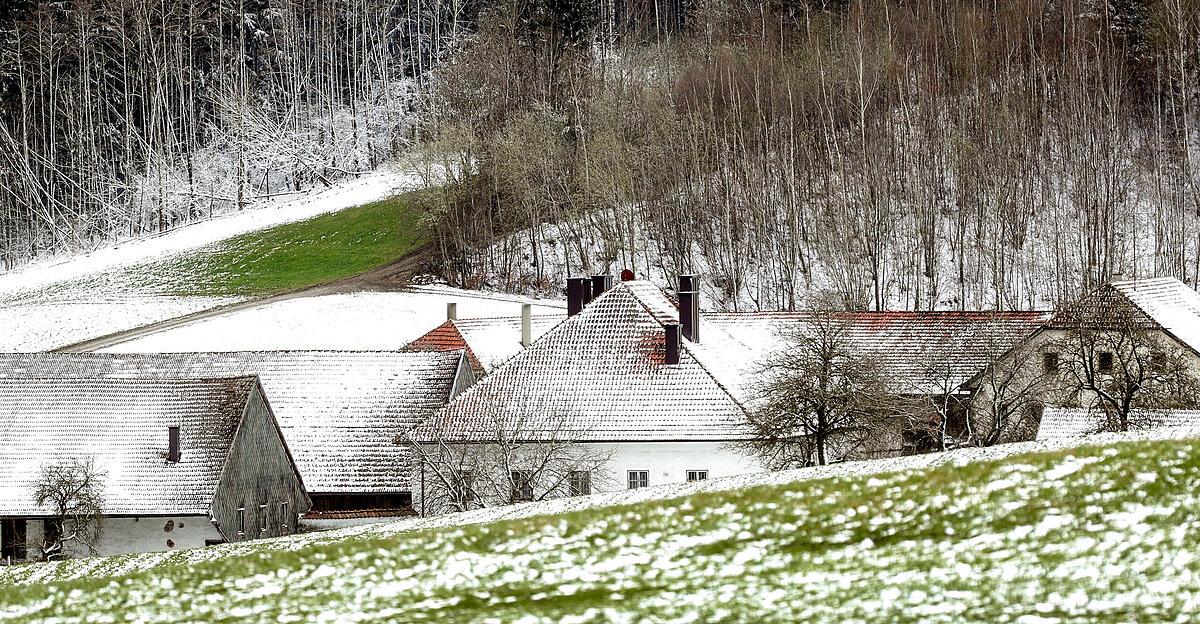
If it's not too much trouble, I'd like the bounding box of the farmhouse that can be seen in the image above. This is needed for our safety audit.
[405,304,562,374]
[0,350,474,524]
[969,277,1200,442]
[406,278,764,514]
[0,376,307,562]
[404,275,1061,514]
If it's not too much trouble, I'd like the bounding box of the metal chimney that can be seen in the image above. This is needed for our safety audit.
[168,426,180,463]
[678,274,700,343]
[581,278,594,306]
[521,303,532,348]
[665,323,681,365]
[567,277,584,316]
[591,275,612,298]
[446,302,458,321]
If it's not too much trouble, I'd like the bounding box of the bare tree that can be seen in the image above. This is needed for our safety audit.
[743,310,905,469]
[968,337,1053,446]
[401,406,613,516]
[1047,305,1200,432]
[32,457,105,561]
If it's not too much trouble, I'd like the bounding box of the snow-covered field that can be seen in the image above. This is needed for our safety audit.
[0,170,432,352]
[100,286,565,352]
[3,425,1196,591]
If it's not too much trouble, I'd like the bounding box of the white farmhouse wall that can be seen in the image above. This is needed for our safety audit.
[82,516,224,557]
[584,442,764,492]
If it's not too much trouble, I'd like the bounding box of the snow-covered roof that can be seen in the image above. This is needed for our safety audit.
[0,351,465,493]
[405,315,563,373]
[409,281,753,443]
[708,310,1051,395]
[1037,408,1200,440]
[0,376,257,516]
[1109,278,1200,355]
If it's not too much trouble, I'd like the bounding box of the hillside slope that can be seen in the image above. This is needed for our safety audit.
[1,431,1198,623]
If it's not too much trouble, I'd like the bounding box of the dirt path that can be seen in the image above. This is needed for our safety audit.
[53,244,432,353]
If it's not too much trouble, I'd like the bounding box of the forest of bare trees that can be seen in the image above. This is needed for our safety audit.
[0,0,475,269]
[420,0,1200,311]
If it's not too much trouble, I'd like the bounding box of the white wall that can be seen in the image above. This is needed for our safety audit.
[4,515,225,561]
[584,441,764,492]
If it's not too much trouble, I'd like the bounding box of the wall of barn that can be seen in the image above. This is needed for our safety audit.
[0,515,221,562]
[210,385,311,542]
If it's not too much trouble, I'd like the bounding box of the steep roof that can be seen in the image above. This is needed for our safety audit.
[0,351,465,493]
[1110,278,1200,355]
[0,376,256,516]
[409,281,753,443]
[708,310,1051,395]
[1037,407,1200,439]
[405,315,562,373]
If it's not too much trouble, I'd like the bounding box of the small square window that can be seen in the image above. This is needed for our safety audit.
[686,470,708,482]
[1042,352,1059,373]
[627,470,649,489]
[1151,351,1167,373]
[1098,351,1114,373]
[510,470,534,502]
[568,471,591,496]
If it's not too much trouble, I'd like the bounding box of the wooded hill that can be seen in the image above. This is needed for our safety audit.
[419,0,1200,311]
[0,0,466,268]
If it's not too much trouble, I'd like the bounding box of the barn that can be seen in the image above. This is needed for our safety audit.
[0,350,475,524]
[0,376,307,562]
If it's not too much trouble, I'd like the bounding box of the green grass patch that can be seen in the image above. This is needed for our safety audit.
[135,191,429,297]
[2,439,1199,622]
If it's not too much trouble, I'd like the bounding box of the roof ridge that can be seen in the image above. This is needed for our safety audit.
[620,282,752,417]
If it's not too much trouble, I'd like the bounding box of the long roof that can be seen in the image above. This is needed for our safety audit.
[0,351,465,493]
[0,376,256,516]
[1037,407,1200,439]
[405,315,562,373]
[708,310,1051,394]
[409,281,753,443]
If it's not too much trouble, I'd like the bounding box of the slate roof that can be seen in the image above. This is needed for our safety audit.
[0,351,464,493]
[0,376,256,516]
[405,315,562,373]
[409,281,753,443]
[1037,408,1200,440]
[708,310,1051,394]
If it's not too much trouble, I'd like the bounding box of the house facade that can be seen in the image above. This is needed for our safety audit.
[0,376,308,562]
[0,350,475,525]
[967,277,1200,442]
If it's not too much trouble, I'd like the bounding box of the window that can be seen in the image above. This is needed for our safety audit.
[453,470,476,508]
[280,502,290,535]
[259,503,268,535]
[1,519,27,563]
[568,471,591,496]
[510,470,534,502]
[1042,352,1060,373]
[686,470,709,482]
[627,470,649,489]
[1098,351,1114,373]
[236,507,246,537]
[1151,351,1167,373]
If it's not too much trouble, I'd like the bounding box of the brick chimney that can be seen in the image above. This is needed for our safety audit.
[664,323,681,365]
[567,277,584,316]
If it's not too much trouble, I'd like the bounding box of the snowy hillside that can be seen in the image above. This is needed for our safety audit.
[0,173,417,350]
[2,428,1199,622]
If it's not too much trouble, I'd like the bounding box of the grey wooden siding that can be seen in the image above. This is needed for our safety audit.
[450,351,478,399]
[210,383,310,542]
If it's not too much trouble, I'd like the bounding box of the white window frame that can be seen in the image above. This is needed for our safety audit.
[568,470,592,496]
[686,470,709,482]
[627,470,649,490]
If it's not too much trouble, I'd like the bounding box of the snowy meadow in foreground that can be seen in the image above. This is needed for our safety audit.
[1,435,1198,623]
